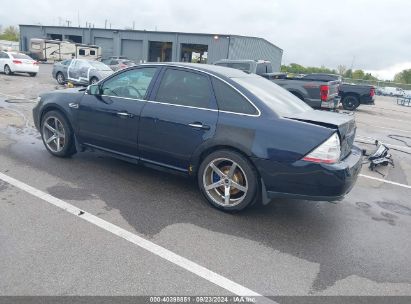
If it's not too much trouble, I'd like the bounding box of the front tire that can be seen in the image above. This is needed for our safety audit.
[198,150,259,212]
[4,65,12,75]
[342,95,360,111]
[56,72,65,85]
[41,111,76,157]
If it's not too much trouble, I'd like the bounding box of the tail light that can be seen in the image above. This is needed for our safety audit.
[302,133,341,164]
[33,61,39,65]
[320,85,329,102]
[120,64,127,68]
[12,60,22,64]
[370,87,375,97]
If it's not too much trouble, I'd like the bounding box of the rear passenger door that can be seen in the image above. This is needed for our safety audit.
[138,68,218,171]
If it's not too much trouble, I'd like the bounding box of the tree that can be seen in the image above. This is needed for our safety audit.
[0,26,19,41]
[343,69,352,78]
[352,69,365,79]
[394,69,411,84]
[337,65,347,76]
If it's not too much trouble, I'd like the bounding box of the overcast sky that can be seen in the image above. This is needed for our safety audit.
[1,0,410,79]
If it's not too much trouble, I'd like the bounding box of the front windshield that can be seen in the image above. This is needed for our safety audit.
[232,76,313,115]
[88,61,112,71]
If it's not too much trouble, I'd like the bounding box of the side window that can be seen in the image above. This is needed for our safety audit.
[155,69,213,108]
[101,67,157,100]
[211,78,257,115]
[61,59,71,66]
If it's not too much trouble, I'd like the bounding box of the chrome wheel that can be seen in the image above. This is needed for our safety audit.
[42,116,66,153]
[57,73,65,84]
[202,158,248,207]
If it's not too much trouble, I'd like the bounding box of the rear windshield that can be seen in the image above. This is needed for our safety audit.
[216,62,251,73]
[121,60,134,66]
[232,76,313,115]
[11,53,32,60]
[88,61,112,71]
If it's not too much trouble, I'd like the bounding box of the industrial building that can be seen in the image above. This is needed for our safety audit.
[19,25,283,71]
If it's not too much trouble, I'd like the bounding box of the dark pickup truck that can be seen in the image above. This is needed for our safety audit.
[214,60,341,110]
[302,73,375,111]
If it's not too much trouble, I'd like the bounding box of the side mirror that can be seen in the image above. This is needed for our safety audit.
[87,84,101,96]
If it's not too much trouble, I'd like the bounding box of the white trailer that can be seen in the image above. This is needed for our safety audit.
[29,38,101,62]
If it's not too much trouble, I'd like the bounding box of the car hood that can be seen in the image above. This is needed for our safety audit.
[284,110,356,159]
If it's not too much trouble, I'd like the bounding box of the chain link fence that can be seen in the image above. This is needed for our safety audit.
[343,77,411,90]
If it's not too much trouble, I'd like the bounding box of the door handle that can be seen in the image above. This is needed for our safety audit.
[116,112,133,118]
[188,122,210,130]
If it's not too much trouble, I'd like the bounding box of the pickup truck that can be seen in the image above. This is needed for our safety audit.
[301,73,375,111]
[214,60,341,110]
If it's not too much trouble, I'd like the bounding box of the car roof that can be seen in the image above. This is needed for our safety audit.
[140,62,256,78]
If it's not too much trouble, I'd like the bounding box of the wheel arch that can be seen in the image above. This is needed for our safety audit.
[191,144,259,177]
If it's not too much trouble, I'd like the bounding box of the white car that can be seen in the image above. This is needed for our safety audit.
[0,51,39,77]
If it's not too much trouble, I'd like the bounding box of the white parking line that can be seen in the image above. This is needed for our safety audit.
[359,174,411,189]
[0,171,273,301]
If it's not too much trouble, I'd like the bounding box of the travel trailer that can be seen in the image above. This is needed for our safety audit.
[29,38,101,62]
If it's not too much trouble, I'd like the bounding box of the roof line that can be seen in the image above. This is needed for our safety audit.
[19,24,282,51]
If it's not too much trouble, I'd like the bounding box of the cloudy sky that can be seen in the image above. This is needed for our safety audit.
[1,0,410,79]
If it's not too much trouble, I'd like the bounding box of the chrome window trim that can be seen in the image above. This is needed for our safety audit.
[87,63,262,117]
[140,63,261,117]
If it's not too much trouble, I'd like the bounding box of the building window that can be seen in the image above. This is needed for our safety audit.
[66,35,83,43]
[90,50,96,56]
[180,44,208,63]
[148,41,172,62]
[48,34,63,41]
[79,49,86,56]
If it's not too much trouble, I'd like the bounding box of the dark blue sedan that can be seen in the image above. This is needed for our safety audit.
[33,63,362,211]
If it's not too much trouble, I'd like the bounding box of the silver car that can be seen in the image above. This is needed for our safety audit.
[52,59,113,86]
[102,58,136,71]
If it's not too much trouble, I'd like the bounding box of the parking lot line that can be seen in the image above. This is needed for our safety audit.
[359,174,411,189]
[0,171,273,301]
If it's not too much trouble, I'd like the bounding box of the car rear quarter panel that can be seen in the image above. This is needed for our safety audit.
[191,112,334,172]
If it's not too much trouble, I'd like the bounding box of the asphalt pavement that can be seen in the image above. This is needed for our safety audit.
[0,65,411,301]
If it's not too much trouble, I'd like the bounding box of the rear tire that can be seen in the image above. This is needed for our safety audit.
[29,73,37,77]
[4,65,12,75]
[56,72,65,85]
[198,150,259,212]
[41,110,76,158]
[342,95,360,111]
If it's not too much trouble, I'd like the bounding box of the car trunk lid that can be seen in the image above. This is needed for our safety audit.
[284,110,356,160]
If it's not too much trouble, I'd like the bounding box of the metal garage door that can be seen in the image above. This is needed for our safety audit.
[121,39,143,62]
[94,37,114,59]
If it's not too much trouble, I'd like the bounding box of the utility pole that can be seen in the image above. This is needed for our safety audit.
[105,19,107,29]
[133,21,135,30]
[66,20,71,27]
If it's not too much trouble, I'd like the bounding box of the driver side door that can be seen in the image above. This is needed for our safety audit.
[76,66,159,157]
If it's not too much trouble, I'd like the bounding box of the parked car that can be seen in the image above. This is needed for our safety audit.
[215,60,341,111]
[33,63,362,212]
[52,59,113,86]
[301,74,375,111]
[379,86,404,97]
[214,59,273,74]
[102,58,136,71]
[0,51,39,77]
